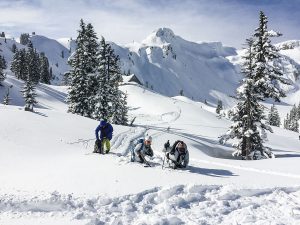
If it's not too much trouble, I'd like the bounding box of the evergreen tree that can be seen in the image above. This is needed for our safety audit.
[0,62,5,86]
[216,100,223,114]
[112,91,128,125]
[93,36,111,120]
[284,105,299,132]
[220,38,273,160]
[67,19,93,117]
[252,11,289,101]
[284,113,290,130]
[11,49,20,79]
[0,56,7,70]
[11,48,27,80]
[220,12,290,160]
[267,104,281,127]
[11,43,17,53]
[26,41,40,84]
[39,53,51,84]
[3,87,11,105]
[49,67,53,80]
[20,33,30,45]
[84,22,99,115]
[21,75,37,112]
[93,36,125,121]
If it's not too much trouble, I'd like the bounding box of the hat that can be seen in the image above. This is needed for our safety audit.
[145,135,152,142]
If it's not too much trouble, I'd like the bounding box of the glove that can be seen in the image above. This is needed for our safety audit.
[164,140,170,149]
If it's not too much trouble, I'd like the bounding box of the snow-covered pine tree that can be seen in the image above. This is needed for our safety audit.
[0,48,4,86]
[20,33,30,45]
[216,100,223,114]
[26,41,40,84]
[284,105,299,132]
[21,75,37,112]
[267,104,281,127]
[284,113,290,130]
[0,55,7,70]
[39,53,51,84]
[3,87,11,105]
[0,62,5,86]
[67,19,94,117]
[120,92,129,125]
[93,36,126,121]
[252,11,289,101]
[93,36,111,120]
[112,90,128,125]
[220,38,274,160]
[297,103,300,120]
[11,43,17,53]
[84,22,99,115]
[11,49,20,78]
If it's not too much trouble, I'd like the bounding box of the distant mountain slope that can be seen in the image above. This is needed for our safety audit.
[0,35,70,85]
[30,35,71,84]
[113,28,240,106]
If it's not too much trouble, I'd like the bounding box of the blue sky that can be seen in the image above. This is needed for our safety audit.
[0,0,299,48]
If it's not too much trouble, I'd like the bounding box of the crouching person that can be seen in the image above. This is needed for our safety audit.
[164,140,189,169]
[131,136,154,165]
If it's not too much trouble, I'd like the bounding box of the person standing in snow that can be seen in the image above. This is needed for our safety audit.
[94,119,113,154]
[131,135,154,165]
[164,140,189,169]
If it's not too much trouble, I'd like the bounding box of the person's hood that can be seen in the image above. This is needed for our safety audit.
[100,120,107,127]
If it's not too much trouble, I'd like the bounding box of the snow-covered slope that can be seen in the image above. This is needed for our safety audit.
[113,28,240,106]
[1,80,300,224]
[0,74,67,111]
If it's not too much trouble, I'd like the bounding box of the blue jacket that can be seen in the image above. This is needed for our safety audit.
[95,120,113,140]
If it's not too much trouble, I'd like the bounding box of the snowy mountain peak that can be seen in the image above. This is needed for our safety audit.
[142,27,176,45]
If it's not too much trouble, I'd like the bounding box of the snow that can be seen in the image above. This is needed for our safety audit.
[1,74,300,224]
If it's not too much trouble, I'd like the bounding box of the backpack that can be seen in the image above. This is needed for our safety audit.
[135,138,144,149]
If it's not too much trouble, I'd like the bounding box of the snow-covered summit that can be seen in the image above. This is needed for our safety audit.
[142,27,176,46]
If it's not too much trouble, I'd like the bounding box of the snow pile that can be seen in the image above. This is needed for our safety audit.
[1,185,299,225]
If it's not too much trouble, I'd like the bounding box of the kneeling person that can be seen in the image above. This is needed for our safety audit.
[165,140,189,169]
[131,136,154,164]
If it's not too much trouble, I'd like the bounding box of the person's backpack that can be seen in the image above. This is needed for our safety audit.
[170,140,181,154]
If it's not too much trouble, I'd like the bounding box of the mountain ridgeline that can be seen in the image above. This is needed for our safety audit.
[1,28,300,106]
